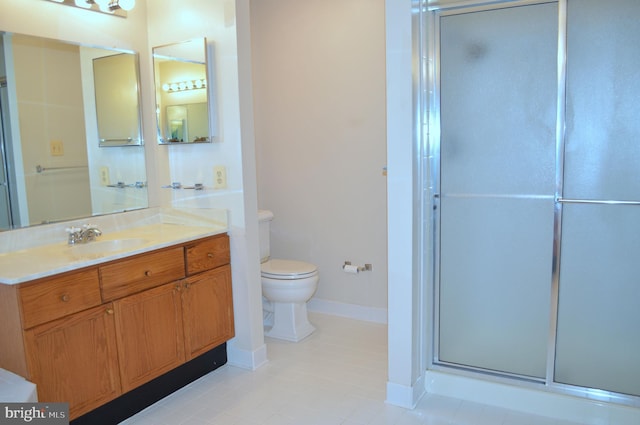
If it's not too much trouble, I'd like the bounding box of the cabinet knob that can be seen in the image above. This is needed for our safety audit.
[144,270,153,277]
[61,294,70,302]
[106,308,114,315]
[184,282,191,290]
[207,252,214,259]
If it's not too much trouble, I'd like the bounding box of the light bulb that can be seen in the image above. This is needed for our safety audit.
[195,80,203,89]
[162,83,170,91]
[118,0,135,11]
[178,82,187,91]
[170,83,178,91]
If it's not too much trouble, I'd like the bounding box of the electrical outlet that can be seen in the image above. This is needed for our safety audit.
[99,166,110,186]
[213,165,227,189]
[50,140,64,156]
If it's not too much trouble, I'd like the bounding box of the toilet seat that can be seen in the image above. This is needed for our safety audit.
[261,259,318,280]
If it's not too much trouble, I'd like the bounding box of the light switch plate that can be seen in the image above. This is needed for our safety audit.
[99,167,110,186]
[50,140,64,156]
[213,165,227,189]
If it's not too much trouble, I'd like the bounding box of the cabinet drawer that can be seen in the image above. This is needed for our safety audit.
[100,247,185,301]
[185,235,230,276]
[20,269,101,329]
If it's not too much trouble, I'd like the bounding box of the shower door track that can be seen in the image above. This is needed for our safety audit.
[425,0,640,409]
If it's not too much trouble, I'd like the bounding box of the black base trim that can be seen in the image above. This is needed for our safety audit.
[71,343,227,425]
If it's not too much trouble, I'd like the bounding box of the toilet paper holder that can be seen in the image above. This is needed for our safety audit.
[343,261,372,273]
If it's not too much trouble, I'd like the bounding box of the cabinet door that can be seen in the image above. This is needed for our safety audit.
[113,282,185,392]
[182,265,234,360]
[24,304,121,420]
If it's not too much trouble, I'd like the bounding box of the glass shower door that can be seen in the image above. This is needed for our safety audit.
[554,0,640,397]
[437,2,558,379]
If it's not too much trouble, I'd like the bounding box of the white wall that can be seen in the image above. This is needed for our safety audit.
[384,0,425,409]
[250,0,388,322]
[147,0,265,369]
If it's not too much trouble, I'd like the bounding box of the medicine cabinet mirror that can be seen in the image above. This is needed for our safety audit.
[0,31,148,230]
[153,38,212,144]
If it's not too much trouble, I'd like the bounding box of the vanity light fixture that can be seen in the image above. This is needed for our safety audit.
[162,79,207,93]
[44,0,134,17]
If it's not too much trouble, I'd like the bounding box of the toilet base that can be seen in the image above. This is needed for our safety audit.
[265,301,315,342]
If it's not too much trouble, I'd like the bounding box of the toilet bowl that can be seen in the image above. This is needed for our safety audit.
[262,259,319,342]
[258,210,319,342]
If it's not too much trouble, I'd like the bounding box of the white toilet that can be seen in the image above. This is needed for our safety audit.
[258,210,319,342]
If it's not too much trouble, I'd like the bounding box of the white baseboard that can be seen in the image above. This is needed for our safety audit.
[425,370,640,425]
[307,298,387,324]
[386,373,426,409]
[226,342,268,370]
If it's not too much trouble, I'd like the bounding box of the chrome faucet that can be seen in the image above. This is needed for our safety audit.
[66,224,103,245]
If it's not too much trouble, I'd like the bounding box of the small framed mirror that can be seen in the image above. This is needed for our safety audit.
[153,38,212,144]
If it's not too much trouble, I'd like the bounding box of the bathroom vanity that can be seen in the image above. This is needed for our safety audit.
[0,208,234,423]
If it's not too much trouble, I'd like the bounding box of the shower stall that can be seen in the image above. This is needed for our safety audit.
[426,0,640,406]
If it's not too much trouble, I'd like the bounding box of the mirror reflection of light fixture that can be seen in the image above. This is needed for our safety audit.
[108,0,135,11]
[94,0,111,12]
[162,79,207,93]
[43,0,133,17]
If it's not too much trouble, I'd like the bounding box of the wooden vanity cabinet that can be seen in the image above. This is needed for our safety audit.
[16,268,121,419]
[0,233,233,422]
[23,303,121,419]
[108,234,234,391]
[113,281,186,393]
[182,265,234,360]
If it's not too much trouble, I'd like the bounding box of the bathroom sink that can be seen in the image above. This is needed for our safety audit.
[70,238,149,256]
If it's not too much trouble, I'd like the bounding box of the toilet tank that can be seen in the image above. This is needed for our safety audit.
[258,210,274,263]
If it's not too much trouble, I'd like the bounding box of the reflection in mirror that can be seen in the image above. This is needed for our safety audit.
[93,53,143,147]
[166,103,208,143]
[0,32,148,230]
[153,38,212,144]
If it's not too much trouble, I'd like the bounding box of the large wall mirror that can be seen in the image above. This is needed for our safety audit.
[153,38,213,144]
[0,32,148,230]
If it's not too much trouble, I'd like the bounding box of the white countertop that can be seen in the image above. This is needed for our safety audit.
[0,208,228,285]
[0,368,37,402]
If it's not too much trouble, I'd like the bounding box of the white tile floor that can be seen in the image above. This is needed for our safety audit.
[120,313,583,425]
